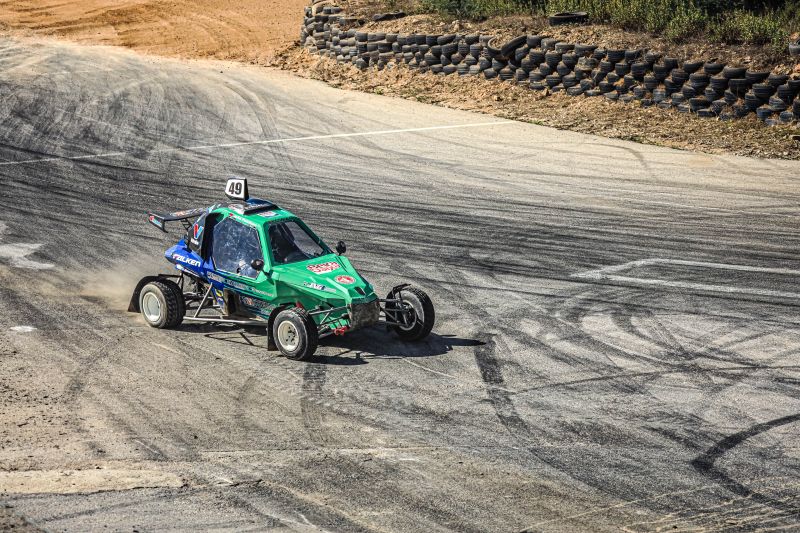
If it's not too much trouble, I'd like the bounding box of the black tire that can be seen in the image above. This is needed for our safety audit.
[272,308,318,361]
[485,37,503,59]
[745,70,769,84]
[385,287,435,341]
[548,11,588,25]
[139,280,185,329]
[500,35,527,59]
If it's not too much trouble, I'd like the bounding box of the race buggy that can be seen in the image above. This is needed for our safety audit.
[129,178,435,360]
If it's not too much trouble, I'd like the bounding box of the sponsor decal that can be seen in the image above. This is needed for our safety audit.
[224,278,251,292]
[212,288,225,309]
[335,275,355,285]
[241,295,274,310]
[206,271,275,298]
[148,215,163,229]
[223,277,275,298]
[171,209,200,217]
[190,222,203,246]
[257,210,277,218]
[172,253,201,267]
[307,261,341,274]
[304,281,333,292]
[251,288,274,297]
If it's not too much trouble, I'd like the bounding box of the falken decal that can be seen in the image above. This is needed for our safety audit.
[307,261,341,274]
[257,211,277,218]
[335,275,355,284]
[172,253,201,267]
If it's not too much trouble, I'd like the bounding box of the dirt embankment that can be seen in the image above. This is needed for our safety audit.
[0,0,307,61]
[339,0,798,71]
[0,1,797,158]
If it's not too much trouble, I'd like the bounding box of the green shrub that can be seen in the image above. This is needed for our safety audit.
[420,0,528,18]
[710,9,789,48]
[543,0,705,33]
[664,3,707,41]
[414,0,796,47]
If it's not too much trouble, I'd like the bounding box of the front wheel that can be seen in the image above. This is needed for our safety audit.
[272,307,318,360]
[385,286,435,341]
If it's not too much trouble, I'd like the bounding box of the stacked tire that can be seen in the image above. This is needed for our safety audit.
[301,1,798,124]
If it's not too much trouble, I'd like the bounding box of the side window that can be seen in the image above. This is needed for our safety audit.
[211,217,263,279]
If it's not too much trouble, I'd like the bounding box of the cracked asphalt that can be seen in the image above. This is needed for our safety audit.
[0,37,799,532]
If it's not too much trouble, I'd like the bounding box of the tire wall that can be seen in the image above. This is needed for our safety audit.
[301,2,800,125]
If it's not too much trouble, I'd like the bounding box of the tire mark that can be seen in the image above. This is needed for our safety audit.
[474,334,528,434]
[300,363,330,446]
[691,413,800,512]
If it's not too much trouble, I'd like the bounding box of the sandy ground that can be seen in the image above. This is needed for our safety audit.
[0,0,307,61]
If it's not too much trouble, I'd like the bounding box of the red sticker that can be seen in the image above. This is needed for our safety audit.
[335,275,355,284]
[307,261,341,274]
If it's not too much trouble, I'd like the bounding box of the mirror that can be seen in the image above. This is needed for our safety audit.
[336,241,347,255]
[250,258,265,272]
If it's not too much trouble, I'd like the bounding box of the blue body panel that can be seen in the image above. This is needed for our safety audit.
[165,241,209,279]
[164,240,275,318]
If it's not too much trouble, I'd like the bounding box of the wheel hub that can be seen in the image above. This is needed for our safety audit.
[142,292,162,323]
[277,321,300,351]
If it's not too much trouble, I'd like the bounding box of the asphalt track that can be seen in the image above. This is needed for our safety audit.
[1,37,800,532]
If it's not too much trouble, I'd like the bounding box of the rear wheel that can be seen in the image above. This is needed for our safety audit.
[139,280,185,329]
[273,308,318,360]
[385,286,435,341]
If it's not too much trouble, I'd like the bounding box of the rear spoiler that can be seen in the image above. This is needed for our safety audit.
[147,207,207,233]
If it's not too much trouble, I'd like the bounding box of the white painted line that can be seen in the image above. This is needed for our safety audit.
[9,326,36,333]
[573,258,800,299]
[0,121,513,167]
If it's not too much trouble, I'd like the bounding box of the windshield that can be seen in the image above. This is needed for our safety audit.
[268,220,329,265]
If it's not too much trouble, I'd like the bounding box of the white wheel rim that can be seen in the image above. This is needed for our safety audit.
[142,292,162,323]
[277,321,300,351]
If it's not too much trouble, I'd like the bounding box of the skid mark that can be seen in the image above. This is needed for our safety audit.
[474,334,527,434]
[300,363,330,446]
[691,413,800,511]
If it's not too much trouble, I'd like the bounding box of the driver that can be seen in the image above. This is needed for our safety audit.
[269,224,304,264]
